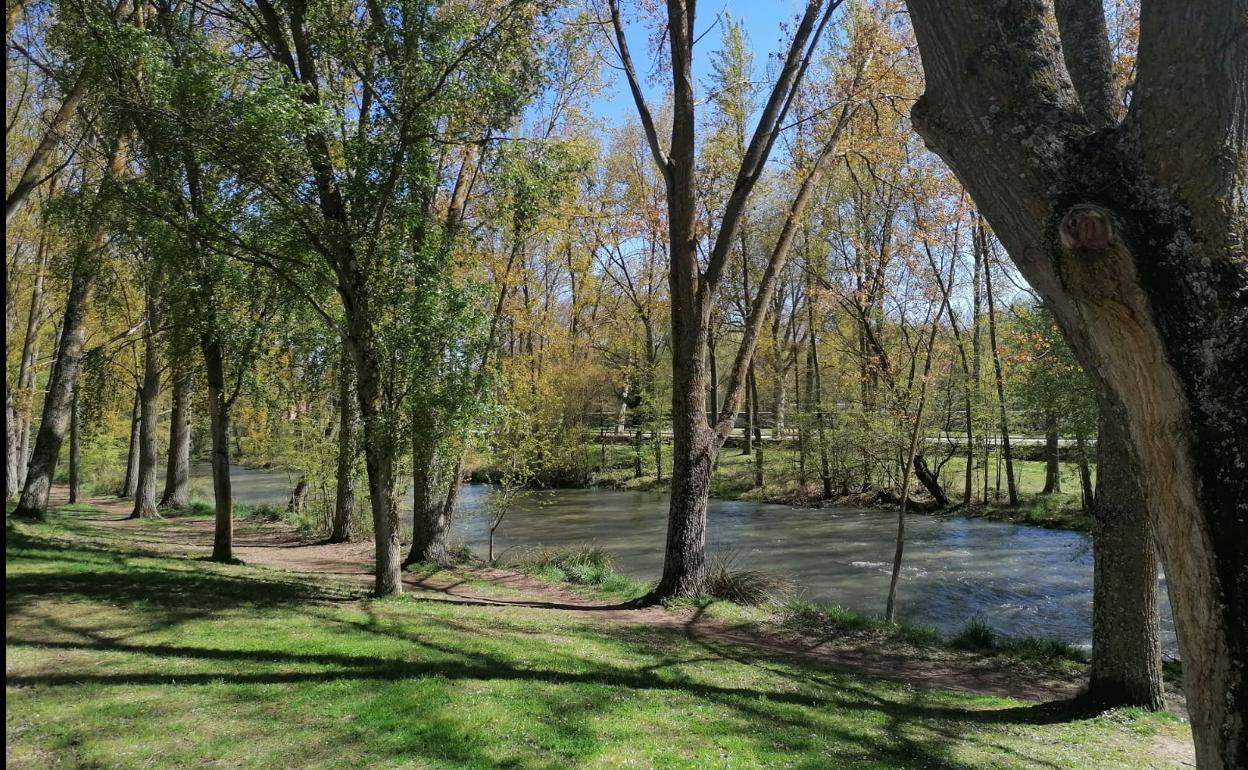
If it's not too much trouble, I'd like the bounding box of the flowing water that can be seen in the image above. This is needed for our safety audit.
[197,465,1177,652]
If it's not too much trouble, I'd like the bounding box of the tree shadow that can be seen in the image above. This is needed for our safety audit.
[7,522,1151,770]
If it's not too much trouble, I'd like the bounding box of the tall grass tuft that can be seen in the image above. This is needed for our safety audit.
[515,545,616,585]
[949,618,998,651]
[703,553,795,606]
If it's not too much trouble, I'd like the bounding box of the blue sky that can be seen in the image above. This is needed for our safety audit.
[587,1,817,126]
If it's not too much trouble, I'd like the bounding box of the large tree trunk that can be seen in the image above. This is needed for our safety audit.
[5,78,88,226]
[1088,401,1164,710]
[10,259,92,520]
[904,2,1247,765]
[286,476,308,514]
[655,369,718,598]
[202,335,234,562]
[160,364,192,508]
[129,290,162,519]
[342,281,402,596]
[328,364,356,543]
[405,435,451,566]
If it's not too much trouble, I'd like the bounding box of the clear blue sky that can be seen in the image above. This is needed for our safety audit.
[587,1,817,126]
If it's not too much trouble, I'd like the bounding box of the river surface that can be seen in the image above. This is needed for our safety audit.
[197,465,1176,652]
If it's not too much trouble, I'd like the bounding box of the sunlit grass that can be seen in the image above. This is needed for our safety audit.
[6,505,1189,769]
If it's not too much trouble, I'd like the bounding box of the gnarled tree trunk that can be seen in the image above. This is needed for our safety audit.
[903,2,1246,765]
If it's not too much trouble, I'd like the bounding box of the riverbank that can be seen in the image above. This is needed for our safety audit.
[7,491,1192,769]
[471,441,1093,531]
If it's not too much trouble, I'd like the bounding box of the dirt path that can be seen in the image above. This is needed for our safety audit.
[48,488,1130,706]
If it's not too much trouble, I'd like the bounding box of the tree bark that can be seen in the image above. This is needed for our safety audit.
[807,280,833,499]
[286,476,308,514]
[14,229,48,490]
[405,435,450,566]
[7,388,20,499]
[913,455,949,509]
[345,310,403,596]
[1042,412,1062,494]
[903,2,1247,765]
[129,289,162,519]
[202,334,234,562]
[160,364,192,508]
[1075,432,1095,510]
[4,79,88,226]
[68,384,80,504]
[750,369,764,488]
[122,389,141,498]
[10,257,92,520]
[1088,400,1164,710]
[742,362,754,455]
[329,364,356,543]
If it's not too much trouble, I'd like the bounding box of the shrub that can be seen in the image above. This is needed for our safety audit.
[950,618,998,651]
[515,545,615,585]
[703,553,795,606]
[997,635,1086,662]
[446,542,476,565]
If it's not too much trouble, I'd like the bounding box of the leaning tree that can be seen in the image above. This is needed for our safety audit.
[900,1,1246,767]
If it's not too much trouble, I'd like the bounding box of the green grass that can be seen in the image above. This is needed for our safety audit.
[6,505,1190,769]
[509,545,649,599]
[780,603,1086,665]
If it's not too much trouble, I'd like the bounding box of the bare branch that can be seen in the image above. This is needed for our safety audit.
[606,0,671,178]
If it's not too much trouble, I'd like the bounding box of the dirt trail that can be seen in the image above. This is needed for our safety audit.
[47,488,1125,706]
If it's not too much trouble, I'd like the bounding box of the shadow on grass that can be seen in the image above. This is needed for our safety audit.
[5,525,358,615]
[6,514,1125,770]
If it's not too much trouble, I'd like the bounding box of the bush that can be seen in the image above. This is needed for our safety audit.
[998,635,1086,662]
[950,618,998,651]
[515,545,615,585]
[703,553,795,606]
[446,542,476,565]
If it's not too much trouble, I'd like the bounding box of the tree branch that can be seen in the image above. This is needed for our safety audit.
[606,0,671,179]
[1053,0,1119,128]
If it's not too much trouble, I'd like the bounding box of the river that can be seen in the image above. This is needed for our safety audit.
[196,464,1177,652]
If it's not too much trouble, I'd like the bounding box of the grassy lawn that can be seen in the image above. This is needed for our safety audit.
[5,505,1189,769]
